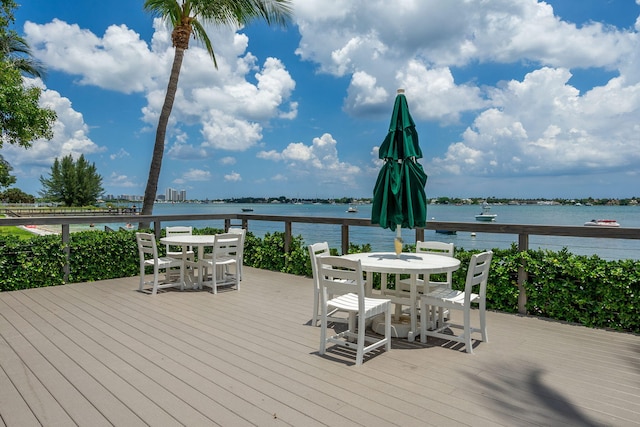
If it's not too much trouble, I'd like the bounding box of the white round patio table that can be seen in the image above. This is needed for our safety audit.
[160,235,217,289]
[341,252,460,341]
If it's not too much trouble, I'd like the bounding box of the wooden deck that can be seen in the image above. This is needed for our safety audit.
[1,267,638,426]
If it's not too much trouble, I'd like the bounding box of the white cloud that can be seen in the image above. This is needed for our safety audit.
[107,172,136,188]
[220,156,236,165]
[25,17,296,160]
[293,0,640,185]
[25,19,159,93]
[256,150,281,161]
[432,67,640,177]
[258,133,361,188]
[2,79,105,180]
[109,148,130,161]
[395,61,487,122]
[224,171,242,182]
[200,110,263,151]
[182,169,212,182]
[293,0,640,120]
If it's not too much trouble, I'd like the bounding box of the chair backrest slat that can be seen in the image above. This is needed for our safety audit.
[136,232,158,260]
[308,242,330,289]
[416,241,455,286]
[213,233,241,258]
[165,226,193,252]
[416,241,454,256]
[464,251,493,302]
[318,256,364,310]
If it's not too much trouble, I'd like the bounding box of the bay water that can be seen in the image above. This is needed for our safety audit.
[92,202,640,261]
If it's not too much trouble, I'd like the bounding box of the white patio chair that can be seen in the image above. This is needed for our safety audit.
[165,226,195,259]
[136,232,183,295]
[318,256,391,366]
[308,242,344,326]
[227,227,246,280]
[165,226,194,281]
[397,241,455,294]
[203,228,246,282]
[420,251,493,353]
[198,233,241,294]
[309,242,330,326]
[396,241,455,321]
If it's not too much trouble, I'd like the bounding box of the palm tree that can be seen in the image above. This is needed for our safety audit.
[140,0,292,218]
[0,31,46,78]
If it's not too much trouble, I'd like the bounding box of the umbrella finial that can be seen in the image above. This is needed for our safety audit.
[397,88,405,94]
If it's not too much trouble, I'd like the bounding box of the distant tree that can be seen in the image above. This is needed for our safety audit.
[140,0,293,220]
[0,153,16,188]
[0,0,16,27]
[39,154,104,206]
[0,187,34,203]
[0,0,56,148]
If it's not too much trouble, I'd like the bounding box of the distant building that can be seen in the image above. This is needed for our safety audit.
[165,187,186,202]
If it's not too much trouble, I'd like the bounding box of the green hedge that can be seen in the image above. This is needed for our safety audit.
[0,234,66,290]
[0,230,638,333]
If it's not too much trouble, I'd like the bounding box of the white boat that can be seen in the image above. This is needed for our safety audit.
[475,204,497,222]
[584,219,620,227]
[347,205,358,213]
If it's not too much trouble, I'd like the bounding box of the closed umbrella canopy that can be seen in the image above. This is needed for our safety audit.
[371,89,427,232]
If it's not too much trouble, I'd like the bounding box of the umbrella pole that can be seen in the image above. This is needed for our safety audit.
[394,224,403,257]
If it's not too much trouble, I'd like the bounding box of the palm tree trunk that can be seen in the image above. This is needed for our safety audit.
[139,47,186,227]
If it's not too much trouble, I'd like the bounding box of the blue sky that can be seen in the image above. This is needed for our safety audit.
[6,0,640,200]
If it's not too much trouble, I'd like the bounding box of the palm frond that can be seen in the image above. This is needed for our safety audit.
[191,20,217,68]
[190,0,292,27]
[0,31,46,78]
[242,0,293,27]
[143,0,185,27]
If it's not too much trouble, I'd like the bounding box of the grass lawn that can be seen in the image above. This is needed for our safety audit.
[0,215,36,239]
[0,225,35,239]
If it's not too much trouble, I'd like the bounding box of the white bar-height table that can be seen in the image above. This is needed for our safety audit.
[160,235,216,289]
[341,252,460,342]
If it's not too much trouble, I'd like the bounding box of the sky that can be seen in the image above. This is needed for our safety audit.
[5,0,640,200]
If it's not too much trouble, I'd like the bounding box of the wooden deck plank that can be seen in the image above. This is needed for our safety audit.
[12,290,212,427]
[57,272,640,426]
[0,295,125,425]
[0,266,639,426]
[0,336,44,427]
[66,275,425,426]
[114,280,469,426]
[56,281,334,427]
[6,291,185,426]
[36,285,270,427]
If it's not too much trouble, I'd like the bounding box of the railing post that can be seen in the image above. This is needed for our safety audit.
[224,218,231,231]
[62,224,70,283]
[284,221,292,253]
[153,220,161,239]
[341,224,349,255]
[517,233,529,315]
[415,227,424,243]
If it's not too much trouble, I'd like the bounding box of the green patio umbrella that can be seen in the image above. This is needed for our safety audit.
[371,89,428,252]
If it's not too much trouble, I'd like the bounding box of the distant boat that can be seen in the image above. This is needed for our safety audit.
[584,219,620,227]
[241,208,254,212]
[475,204,497,222]
[347,205,358,213]
[435,230,457,235]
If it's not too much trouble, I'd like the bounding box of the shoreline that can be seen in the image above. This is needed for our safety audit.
[20,225,59,235]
